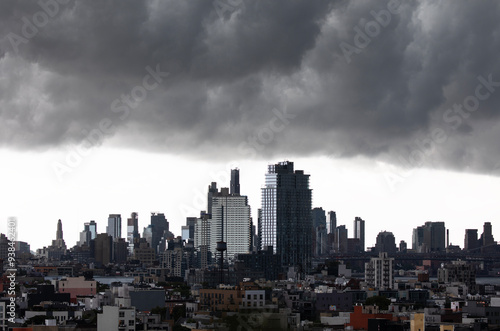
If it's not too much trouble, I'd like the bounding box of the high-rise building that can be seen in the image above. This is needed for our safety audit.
[412,222,445,253]
[335,225,348,253]
[210,187,251,262]
[207,182,218,215]
[150,212,169,254]
[182,217,197,241]
[354,217,365,252]
[260,161,312,272]
[312,208,327,257]
[481,222,495,247]
[312,207,326,228]
[399,240,407,253]
[52,219,66,250]
[79,223,92,247]
[194,211,211,269]
[106,214,122,240]
[94,233,112,266]
[375,231,397,254]
[127,212,139,253]
[230,168,240,195]
[464,229,479,252]
[365,252,394,290]
[328,211,337,234]
[88,220,97,240]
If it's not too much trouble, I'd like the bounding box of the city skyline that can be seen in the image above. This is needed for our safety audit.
[2,158,498,253]
[1,1,500,251]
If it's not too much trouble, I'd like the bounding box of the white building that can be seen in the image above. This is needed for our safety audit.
[97,306,136,331]
[241,290,265,309]
[365,252,394,289]
[210,188,251,262]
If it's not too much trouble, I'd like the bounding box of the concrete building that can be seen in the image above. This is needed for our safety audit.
[438,260,476,290]
[375,231,397,254]
[97,306,136,331]
[365,252,394,290]
[210,187,251,262]
[56,276,96,303]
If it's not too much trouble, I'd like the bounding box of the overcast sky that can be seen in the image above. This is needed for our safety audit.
[1,0,499,251]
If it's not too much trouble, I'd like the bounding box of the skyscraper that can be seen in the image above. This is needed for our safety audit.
[106,214,122,240]
[230,168,240,195]
[328,211,337,234]
[210,187,251,262]
[312,208,327,257]
[335,225,348,253]
[127,212,139,254]
[207,182,218,215]
[79,222,91,247]
[464,229,479,251]
[375,231,397,254]
[88,220,97,240]
[354,216,365,252]
[150,212,169,254]
[412,222,445,253]
[260,161,312,272]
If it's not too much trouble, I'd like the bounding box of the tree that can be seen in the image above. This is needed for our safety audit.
[365,296,391,310]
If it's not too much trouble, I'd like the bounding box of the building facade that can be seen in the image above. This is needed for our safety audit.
[260,161,312,272]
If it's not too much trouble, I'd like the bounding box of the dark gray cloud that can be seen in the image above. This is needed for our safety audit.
[1,0,500,174]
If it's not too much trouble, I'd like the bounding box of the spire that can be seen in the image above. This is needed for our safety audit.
[56,219,63,240]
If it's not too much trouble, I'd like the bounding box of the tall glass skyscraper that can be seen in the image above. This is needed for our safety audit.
[106,214,122,240]
[260,161,312,272]
[354,217,365,252]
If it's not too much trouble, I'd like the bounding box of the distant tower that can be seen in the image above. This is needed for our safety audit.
[56,219,63,240]
[328,211,337,234]
[230,168,240,195]
[354,217,365,252]
[88,220,97,240]
[127,212,139,253]
[106,214,122,240]
[207,182,218,215]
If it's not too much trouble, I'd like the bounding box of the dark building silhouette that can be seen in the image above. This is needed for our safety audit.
[354,217,365,252]
[260,161,312,273]
[328,211,337,234]
[94,233,112,266]
[150,212,169,254]
[375,231,397,254]
[230,168,240,195]
[207,182,218,215]
[412,222,445,253]
[464,229,479,252]
[312,208,327,256]
[335,225,348,253]
[28,284,70,307]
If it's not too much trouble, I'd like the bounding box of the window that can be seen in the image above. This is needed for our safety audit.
[129,320,134,326]
[119,312,125,317]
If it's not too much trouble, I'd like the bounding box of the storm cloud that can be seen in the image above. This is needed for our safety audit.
[1,0,500,173]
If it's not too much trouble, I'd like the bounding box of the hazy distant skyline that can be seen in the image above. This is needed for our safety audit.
[1,0,499,250]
